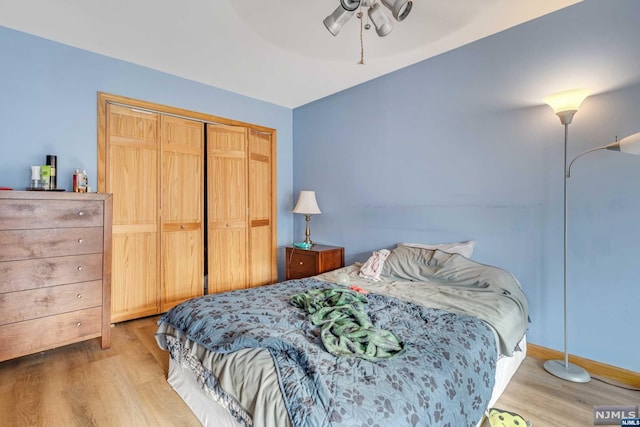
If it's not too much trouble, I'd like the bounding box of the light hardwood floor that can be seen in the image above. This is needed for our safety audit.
[0,316,638,427]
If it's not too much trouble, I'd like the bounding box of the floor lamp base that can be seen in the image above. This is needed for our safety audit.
[544,359,591,383]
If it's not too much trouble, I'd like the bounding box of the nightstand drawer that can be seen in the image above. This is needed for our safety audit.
[288,251,317,276]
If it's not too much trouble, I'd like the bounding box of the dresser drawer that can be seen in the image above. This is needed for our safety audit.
[0,227,104,262]
[0,253,103,293]
[0,199,104,230]
[0,280,102,325]
[288,250,318,276]
[0,307,102,362]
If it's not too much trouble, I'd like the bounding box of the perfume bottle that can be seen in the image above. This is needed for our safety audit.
[80,169,88,192]
[46,155,57,190]
[30,166,41,189]
[40,165,51,190]
[73,169,88,193]
[73,169,81,192]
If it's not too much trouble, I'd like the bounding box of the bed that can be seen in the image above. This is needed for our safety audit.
[155,244,529,427]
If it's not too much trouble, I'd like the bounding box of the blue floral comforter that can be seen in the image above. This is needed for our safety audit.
[157,278,497,427]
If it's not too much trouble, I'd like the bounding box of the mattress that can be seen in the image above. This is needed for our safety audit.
[157,248,529,427]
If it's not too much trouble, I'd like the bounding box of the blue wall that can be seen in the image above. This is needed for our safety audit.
[0,25,294,277]
[293,0,640,372]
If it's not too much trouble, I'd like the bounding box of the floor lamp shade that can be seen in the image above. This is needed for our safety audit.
[293,191,321,245]
[544,89,590,125]
[608,132,640,154]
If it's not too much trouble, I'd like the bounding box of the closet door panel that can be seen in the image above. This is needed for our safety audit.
[108,105,158,144]
[161,229,202,311]
[250,226,272,286]
[111,232,158,322]
[163,151,201,223]
[110,146,158,224]
[207,124,248,293]
[108,105,158,225]
[208,227,248,293]
[248,130,275,286]
[106,105,160,322]
[161,116,204,311]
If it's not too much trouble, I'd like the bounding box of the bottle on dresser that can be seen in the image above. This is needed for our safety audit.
[73,169,88,193]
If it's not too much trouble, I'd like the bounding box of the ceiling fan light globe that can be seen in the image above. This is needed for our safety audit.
[396,0,412,20]
[324,6,355,36]
[340,0,361,12]
[368,3,393,37]
[381,0,412,21]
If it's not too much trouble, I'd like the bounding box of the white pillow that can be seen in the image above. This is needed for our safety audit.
[398,240,476,259]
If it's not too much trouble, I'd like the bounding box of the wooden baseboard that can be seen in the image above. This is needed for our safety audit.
[527,343,640,388]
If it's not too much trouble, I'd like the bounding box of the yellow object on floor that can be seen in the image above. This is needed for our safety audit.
[488,407,532,427]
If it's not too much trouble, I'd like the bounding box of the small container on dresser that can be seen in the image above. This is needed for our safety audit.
[286,244,345,280]
[0,191,112,362]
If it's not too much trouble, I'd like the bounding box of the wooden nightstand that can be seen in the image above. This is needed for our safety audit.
[286,245,345,280]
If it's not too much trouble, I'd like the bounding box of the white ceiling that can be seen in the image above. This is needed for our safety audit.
[0,0,582,108]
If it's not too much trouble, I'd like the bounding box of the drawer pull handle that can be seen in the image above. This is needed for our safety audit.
[299,261,304,265]
[181,224,186,230]
[77,294,83,299]
[76,322,82,327]
[77,266,83,271]
[78,239,84,244]
[78,211,85,216]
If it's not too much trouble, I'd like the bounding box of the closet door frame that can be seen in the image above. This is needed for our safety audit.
[97,92,278,314]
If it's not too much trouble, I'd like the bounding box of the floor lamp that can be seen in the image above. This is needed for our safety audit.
[544,88,640,383]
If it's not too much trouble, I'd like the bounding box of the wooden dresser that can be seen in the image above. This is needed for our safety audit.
[285,245,345,280]
[0,191,112,362]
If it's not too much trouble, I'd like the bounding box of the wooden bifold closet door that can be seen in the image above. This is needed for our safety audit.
[102,104,203,322]
[98,93,277,322]
[206,125,275,294]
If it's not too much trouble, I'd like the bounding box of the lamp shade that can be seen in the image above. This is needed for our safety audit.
[606,132,640,155]
[619,132,640,154]
[293,191,321,215]
[543,88,590,114]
